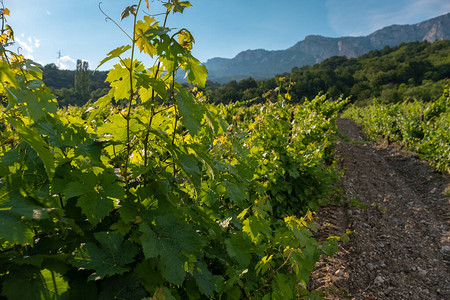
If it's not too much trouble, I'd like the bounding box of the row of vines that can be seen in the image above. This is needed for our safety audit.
[0,1,349,299]
[343,88,449,173]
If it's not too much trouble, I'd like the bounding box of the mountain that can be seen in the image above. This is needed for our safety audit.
[204,12,450,83]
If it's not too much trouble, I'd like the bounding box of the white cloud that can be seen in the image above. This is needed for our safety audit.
[58,55,76,70]
[326,0,450,36]
[14,35,40,60]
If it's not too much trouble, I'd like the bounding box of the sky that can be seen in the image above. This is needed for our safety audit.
[4,0,450,71]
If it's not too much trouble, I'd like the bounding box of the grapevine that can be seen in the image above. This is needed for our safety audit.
[0,2,348,299]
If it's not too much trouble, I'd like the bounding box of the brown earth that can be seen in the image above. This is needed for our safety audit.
[308,118,450,299]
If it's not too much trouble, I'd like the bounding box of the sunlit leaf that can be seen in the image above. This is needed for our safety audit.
[96,45,131,70]
[9,118,55,179]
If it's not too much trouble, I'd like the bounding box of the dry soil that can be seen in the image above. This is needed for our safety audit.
[308,118,450,299]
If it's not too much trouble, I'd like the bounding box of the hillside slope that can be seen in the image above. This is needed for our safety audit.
[205,13,450,83]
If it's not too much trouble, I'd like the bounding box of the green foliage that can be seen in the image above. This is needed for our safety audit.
[0,2,348,299]
[343,87,450,172]
[42,63,110,107]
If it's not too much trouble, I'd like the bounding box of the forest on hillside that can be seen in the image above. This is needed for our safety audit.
[43,40,449,107]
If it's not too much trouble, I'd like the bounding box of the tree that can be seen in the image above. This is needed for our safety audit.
[75,59,91,101]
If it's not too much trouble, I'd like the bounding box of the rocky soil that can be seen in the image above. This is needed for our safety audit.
[308,118,450,299]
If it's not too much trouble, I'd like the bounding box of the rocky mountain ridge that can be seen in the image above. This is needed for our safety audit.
[204,12,450,83]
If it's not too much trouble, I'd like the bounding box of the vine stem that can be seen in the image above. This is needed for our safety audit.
[98,2,133,41]
[143,6,171,178]
[249,249,294,297]
[124,0,143,189]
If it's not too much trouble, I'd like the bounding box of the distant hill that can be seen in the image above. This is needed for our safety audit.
[204,40,450,105]
[204,12,450,83]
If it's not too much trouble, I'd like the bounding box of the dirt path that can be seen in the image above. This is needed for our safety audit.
[308,118,450,299]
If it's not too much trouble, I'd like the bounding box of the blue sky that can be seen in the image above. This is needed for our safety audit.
[5,0,450,70]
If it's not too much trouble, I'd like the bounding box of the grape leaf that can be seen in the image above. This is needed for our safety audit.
[225,234,253,268]
[106,63,132,100]
[73,170,124,225]
[1,266,68,300]
[151,287,177,300]
[8,118,55,179]
[175,149,201,188]
[40,269,69,298]
[77,192,115,225]
[0,214,34,245]
[242,216,271,244]
[194,261,214,296]
[222,180,247,206]
[165,0,192,13]
[137,76,168,101]
[72,232,138,280]
[140,215,203,285]
[135,16,158,56]
[175,89,205,135]
[183,56,207,87]
[0,61,17,89]
[106,59,146,101]
[99,273,146,300]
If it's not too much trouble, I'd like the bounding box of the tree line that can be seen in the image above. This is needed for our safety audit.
[43,61,110,107]
[43,40,450,107]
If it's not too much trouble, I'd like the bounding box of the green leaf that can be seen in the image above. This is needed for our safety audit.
[99,273,146,300]
[105,59,146,101]
[0,60,18,88]
[64,181,91,200]
[1,266,68,300]
[135,16,159,56]
[175,149,201,188]
[291,225,317,248]
[72,232,138,280]
[40,269,69,298]
[183,56,208,87]
[106,63,132,100]
[165,0,192,13]
[242,216,271,244]
[4,85,57,121]
[222,180,247,206]
[175,89,205,135]
[73,169,124,225]
[194,261,214,296]
[321,240,339,257]
[151,287,177,300]
[140,215,203,285]
[87,90,113,123]
[77,192,115,225]
[138,76,168,101]
[225,234,253,268]
[96,45,131,70]
[274,273,294,299]
[9,119,55,179]
[0,214,34,245]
